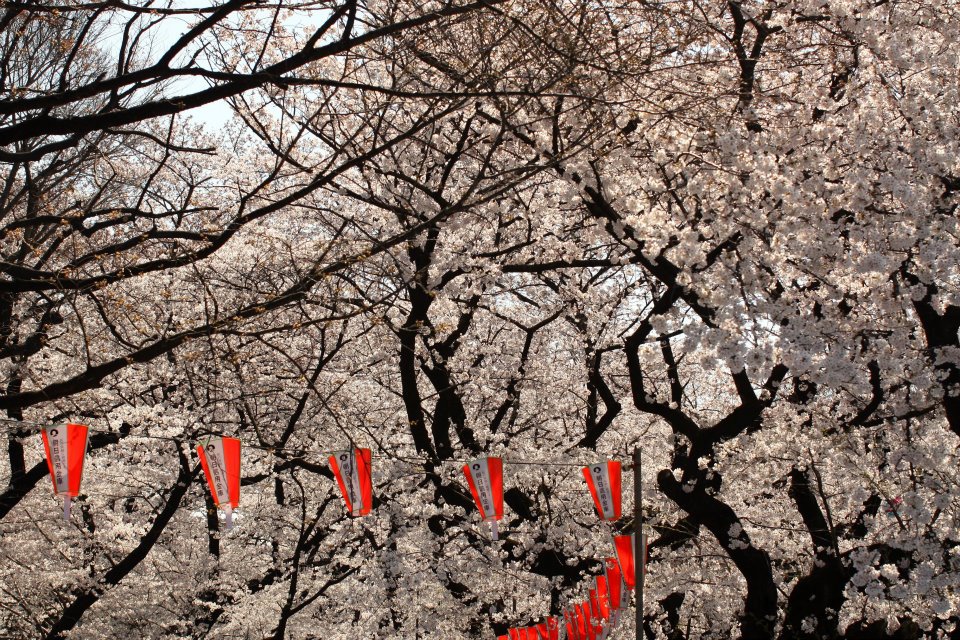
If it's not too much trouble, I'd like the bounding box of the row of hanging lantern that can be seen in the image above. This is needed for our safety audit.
[37,425,626,532]
[495,533,643,640]
[38,424,645,639]
[498,461,645,640]
[501,616,560,640]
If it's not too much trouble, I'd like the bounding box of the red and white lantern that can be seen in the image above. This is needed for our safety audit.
[595,576,611,620]
[548,617,560,640]
[536,617,559,640]
[568,603,581,640]
[582,460,622,522]
[579,602,596,640]
[41,423,89,520]
[567,607,588,640]
[613,533,648,590]
[593,576,612,639]
[588,592,600,640]
[329,448,373,517]
[613,534,635,589]
[564,612,576,640]
[462,457,504,540]
[197,436,241,530]
[603,556,625,611]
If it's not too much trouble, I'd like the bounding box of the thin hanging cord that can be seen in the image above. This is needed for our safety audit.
[0,416,621,468]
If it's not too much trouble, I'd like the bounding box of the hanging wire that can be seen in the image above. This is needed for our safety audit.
[4,413,669,550]
[0,416,623,468]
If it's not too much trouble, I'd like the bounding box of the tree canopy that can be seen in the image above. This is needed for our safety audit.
[1,0,959,638]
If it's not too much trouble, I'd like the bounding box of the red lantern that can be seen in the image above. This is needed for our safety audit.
[613,534,636,589]
[564,610,577,640]
[41,423,89,520]
[582,461,622,521]
[197,436,241,529]
[581,601,597,640]
[329,448,373,516]
[571,602,586,640]
[613,533,649,591]
[462,457,504,540]
[604,556,625,611]
[535,618,559,640]
[595,575,611,620]
[588,590,607,639]
[545,617,560,640]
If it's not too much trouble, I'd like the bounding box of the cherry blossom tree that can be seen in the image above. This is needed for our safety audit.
[2,0,960,639]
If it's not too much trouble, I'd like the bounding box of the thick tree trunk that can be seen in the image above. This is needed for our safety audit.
[659,470,778,640]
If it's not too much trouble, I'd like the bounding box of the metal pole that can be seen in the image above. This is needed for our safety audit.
[633,446,643,640]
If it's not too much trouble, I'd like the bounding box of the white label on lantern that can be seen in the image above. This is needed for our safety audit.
[589,463,615,519]
[468,458,497,520]
[46,426,70,495]
[204,438,231,507]
[335,450,364,515]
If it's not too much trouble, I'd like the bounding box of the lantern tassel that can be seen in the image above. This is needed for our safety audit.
[63,496,72,521]
[224,505,234,531]
[490,519,498,541]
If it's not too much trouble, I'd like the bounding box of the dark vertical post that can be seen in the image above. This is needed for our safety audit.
[634,446,643,640]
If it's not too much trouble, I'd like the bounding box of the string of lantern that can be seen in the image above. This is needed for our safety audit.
[0,417,606,467]
[497,463,648,640]
[12,418,649,639]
